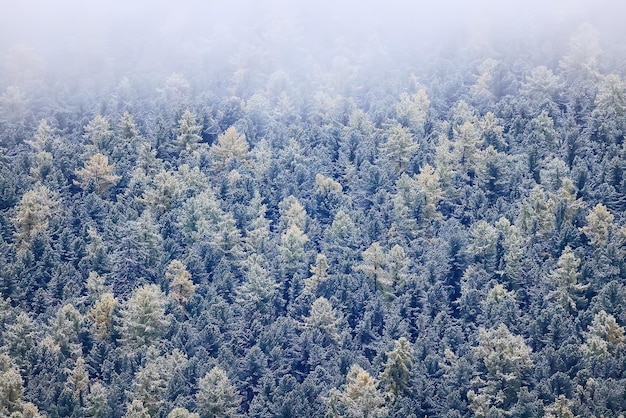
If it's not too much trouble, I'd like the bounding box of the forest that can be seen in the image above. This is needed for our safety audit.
[1,1,626,417]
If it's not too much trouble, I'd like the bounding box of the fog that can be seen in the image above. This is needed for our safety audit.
[2,0,626,93]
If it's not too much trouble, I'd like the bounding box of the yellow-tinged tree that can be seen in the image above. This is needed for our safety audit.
[581,203,614,248]
[304,253,330,295]
[395,89,429,135]
[209,126,249,171]
[74,153,121,195]
[12,184,59,250]
[381,337,413,399]
[326,364,388,418]
[358,242,390,292]
[87,293,117,341]
[165,259,197,307]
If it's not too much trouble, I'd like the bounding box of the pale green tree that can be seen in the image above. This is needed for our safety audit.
[380,337,413,399]
[12,185,58,250]
[209,126,249,171]
[415,163,442,220]
[395,89,429,135]
[544,395,576,418]
[65,357,89,404]
[168,407,200,418]
[165,259,197,307]
[302,297,341,342]
[244,192,272,254]
[279,195,307,231]
[468,324,533,417]
[581,310,625,360]
[84,381,111,418]
[121,284,170,348]
[386,245,409,291]
[50,303,83,352]
[83,115,112,151]
[236,254,278,312]
[380,124,418,174]
[547,247,588,313]
[131,349,188,416]
[175,109,202,152]
[124,400,150,418]
[358,242,391,292]
[197,366,241,418]
[304,253,330,295]
[0,353,23,416]
[25,119,55,152]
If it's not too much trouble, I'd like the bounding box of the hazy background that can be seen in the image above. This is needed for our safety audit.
[2,0,626,93]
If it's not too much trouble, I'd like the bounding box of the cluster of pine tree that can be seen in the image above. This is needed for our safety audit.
[1,12,626,418]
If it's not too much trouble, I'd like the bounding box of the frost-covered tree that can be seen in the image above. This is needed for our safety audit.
[197,367,241,418]
[120,284,170,348]
[74,153,121,195]
[165,259,197,307]
[380,337,413,399]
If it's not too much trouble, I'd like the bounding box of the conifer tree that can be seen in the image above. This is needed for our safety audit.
[87,293,117,341]
[197,367,241,418]
[74,153,121,195]
[165,259,197,307]
[547,246,588,313]
[304,253,330,295]
[302,297,341,342]
[358,242,391,292]
[327,364,388,418]
[380,124,418,174]
[581,203,614,248]
[12,184,58,250]
[84,115,112,152]
[120,284,170,348]
[209,126,249,171]
[381,337,413,399]
[175,109,202,152]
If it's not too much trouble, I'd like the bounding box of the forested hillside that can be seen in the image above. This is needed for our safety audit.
[2,2,626,417]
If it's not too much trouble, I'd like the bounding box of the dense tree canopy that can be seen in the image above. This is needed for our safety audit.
[1,3,626,417]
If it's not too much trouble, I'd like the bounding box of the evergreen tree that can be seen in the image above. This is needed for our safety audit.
[380,337,413,400]
[120,284,170,348]
[197,367,241,418]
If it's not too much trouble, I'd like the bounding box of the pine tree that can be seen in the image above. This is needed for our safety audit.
[197,367,241,418]
[581,310,625,359]
[168,407,200,418]
[380,337,413,399]
[175,109,202,152]
[83,115,112,152]
[380,124,418,174]
[328,364,388,418]
[395,89,429,135]
[65,357,89,404]
[468,324,533,416]
[74,153,121,195]
[120,284,170,348]
[124,400,151,418]
[547,246,588,313]
[581,203,614,248]
[165,259,197,307]
[304,253,330,295]
[302,297,341,342]
[358,242,391,292]
[12,184,58,250]
[87,293,117,341]
[0,353,23,416]
[209,126,249,171]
